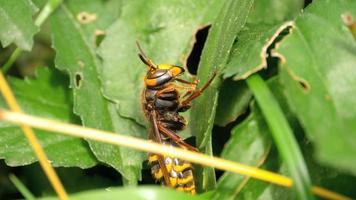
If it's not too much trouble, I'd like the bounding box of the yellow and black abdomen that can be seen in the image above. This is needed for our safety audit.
[148,140,196,194]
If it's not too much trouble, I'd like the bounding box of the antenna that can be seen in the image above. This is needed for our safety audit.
[136,41,156,68]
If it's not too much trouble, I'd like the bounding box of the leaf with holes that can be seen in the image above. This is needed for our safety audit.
[0,0,39,50]
[223,0,304,80]
[51,5,146,185]
[275,0,356,175]
[65,0,123,48]
[215,0,303,142]
[0,67,97,168]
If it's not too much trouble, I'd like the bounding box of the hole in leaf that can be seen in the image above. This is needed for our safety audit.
[304,0,313,8]
[75,73,83,88]
[95,29,106,47]
[186,25,211,75]
[77,12,97,24]
[298,79,310,91]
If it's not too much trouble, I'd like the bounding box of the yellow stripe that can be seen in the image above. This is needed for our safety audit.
[184,184,195,192]
[148,154,159,163]
[153,169,163,179]
[177,175,194,185]
[173,163,191,172]
[157,64,172,69]
[176,186,185,192]
[166,162,172,172]
[169,177,178,187]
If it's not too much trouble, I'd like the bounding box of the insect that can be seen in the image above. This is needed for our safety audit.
[137,42,216,194]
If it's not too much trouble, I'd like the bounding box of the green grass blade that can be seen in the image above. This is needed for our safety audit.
[246,74,314,200]
[190,0,255,191]
[9,174,36,200]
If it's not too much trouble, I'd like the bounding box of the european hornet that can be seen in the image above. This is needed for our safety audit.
[137,42,216,194]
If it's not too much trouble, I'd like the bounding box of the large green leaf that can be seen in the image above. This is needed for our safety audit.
[276,0,356,175]
[97,0,224,126]
[51,5,145,185]
[40,186,205,200]
[190,0,254,191]
[215,0,303,129]
[0,0,39,50]
[223,0,303,80]
[212,104,271,200]
[0,67,97,167]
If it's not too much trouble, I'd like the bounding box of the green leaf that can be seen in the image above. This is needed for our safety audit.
[303,142,356,199]
[223,0,303,80]
[98,0,224,126]
[51,5,145,185]
[0,67,97,168]
[212,104,271,200]
[223,23,290,80]
[0,0,39,50]
[247,0,304,24]
[215,0,303,130]
[39,186,205,200]
[190,0,255,191]
[65,0,123,48]
[214,79,252,126]
[275,0,356,175]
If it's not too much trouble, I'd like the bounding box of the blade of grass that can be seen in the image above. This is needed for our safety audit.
[0,72,68,200]
[0,109,350,200]
[9,174,36,200]
[246,74,314,200]
[191,0,255,191]
[1,0,63,73]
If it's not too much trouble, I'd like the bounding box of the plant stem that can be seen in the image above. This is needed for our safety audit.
[1,49,21,73]
[0,109,350,200]
[9,174,36,200]
[246,74,314,200]
[1,0,63,73]
[35,0,63,26]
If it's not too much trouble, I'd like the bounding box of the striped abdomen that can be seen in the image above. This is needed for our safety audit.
[148,140,196,194]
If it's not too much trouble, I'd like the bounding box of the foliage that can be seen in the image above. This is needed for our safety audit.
[0,0,356,199]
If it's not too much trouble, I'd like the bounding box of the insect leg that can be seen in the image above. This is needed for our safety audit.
[150,111,172,186]
[175,78,198,86]
[157,123,198,152]
[180,71,217,107]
